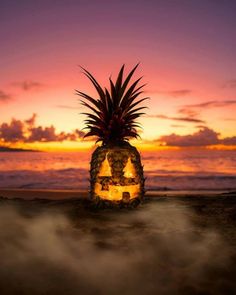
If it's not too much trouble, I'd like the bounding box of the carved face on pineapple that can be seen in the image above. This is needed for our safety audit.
[93,144,143,203]
[76,64,148,207]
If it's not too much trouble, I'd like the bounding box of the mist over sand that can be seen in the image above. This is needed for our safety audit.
[0,199,235,295]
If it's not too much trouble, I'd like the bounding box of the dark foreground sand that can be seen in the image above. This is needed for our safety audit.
[0,189,236,295]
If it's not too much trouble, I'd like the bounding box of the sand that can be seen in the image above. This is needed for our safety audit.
[0,189,235,294]
[0,188,88,200]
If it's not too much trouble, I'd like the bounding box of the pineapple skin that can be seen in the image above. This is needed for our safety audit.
[89,141,145,207]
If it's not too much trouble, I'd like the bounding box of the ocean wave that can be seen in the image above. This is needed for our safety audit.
[0,168,236,191]
[0,169,88,189]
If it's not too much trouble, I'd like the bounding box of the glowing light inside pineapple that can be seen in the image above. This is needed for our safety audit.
[95,183,140,201]
[98,154,112,176]
[123,157,136,178]
[95,155,140,201]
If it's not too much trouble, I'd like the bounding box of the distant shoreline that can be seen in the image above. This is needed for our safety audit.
[0,147,39,152]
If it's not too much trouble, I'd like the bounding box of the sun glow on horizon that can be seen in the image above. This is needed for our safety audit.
[1,1,236,151]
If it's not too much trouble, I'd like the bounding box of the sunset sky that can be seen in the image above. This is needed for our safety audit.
[1,0,236,151]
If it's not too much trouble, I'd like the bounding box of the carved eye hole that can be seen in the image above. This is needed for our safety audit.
[98,153,136,179]
[124,158,136,178]
[98,154,112,177]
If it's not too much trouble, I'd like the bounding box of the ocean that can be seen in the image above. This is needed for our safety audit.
[0,149,236,192]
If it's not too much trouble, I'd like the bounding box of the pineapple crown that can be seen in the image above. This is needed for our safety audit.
[76,64,149,144]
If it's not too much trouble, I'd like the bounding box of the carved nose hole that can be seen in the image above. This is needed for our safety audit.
[122,192,130,203]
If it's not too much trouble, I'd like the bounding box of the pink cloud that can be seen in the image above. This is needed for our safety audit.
[12,81,44,91]
[0,90,12,103]
[148,114,205,124]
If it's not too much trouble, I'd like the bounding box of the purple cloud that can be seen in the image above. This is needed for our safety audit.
[28,126,58,142]
[0,119,25,142]
[25,113,37,127]
[157,127,236,147]
[0,114,85,143]
[221,136,236,145]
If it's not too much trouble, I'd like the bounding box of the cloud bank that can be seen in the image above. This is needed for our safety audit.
[1,115,235,147]
[158,127,236,147]
[0,114,85,143]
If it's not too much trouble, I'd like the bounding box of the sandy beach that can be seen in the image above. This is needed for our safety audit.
[0,189,235,294]
[0,188,88,200]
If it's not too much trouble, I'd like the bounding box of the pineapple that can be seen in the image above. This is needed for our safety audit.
[76,64,148,207]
